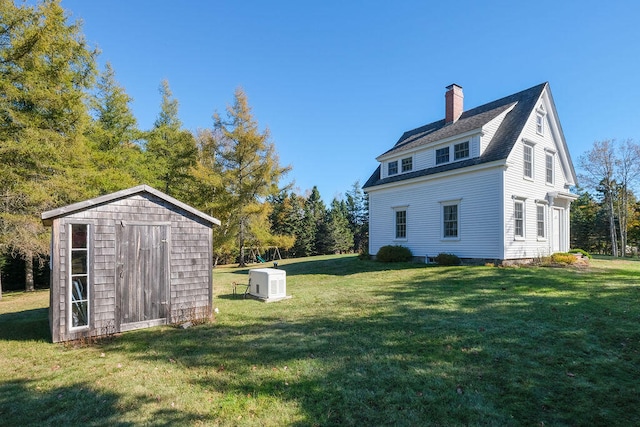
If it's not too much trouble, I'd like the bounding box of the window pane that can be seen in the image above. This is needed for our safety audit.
[71,277,87,301]
[71,300,88,327]
[436,147,449,164]
[388,161,398,175]
[71,251,87,274]
[546,154,553,183]
[401,157,412,172]
[537,205,545,238]
[454,141,469,160]
[71,224,87,249]
[395,210,406,239]
[524,146,532,178]
[515,202,524,237]
[443,205,458,238]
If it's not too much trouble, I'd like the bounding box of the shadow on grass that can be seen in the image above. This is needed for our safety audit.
[112,262,640,425]
[0,379,204,426]
[0,308,49,342]
[3,258,639,425]
[217,254,426,277]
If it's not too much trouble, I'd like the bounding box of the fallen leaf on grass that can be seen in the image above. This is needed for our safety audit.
[566,372,575,377]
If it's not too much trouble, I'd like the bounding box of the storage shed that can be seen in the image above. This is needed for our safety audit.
[41,185,220,343]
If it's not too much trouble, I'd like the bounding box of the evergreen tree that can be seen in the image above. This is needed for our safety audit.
[320,199,354,254]
[144,80,197,197]
[303,186,326,255]
[210,88,290,266]
[345,180,369,252]
[87,62,147,192]
[0,0,97,290]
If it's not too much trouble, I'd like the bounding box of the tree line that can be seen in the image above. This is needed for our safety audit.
[0,0,368,293]
[572,139,640,256]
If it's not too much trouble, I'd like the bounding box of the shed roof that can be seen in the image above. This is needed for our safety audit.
[364,82,550,189]
[41,185,221,227]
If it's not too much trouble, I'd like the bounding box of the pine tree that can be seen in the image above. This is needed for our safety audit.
[87,62,147,192]
[303,187,326,255]
[346,180,369,252]
[210,88,290,266]
[0,0,97,290]
[144,80,197,197]
[321,199,354,254]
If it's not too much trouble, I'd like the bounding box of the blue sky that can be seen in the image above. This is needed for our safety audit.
[60,0,640,201]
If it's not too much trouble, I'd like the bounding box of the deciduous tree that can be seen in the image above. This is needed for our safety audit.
[210,88,290,266]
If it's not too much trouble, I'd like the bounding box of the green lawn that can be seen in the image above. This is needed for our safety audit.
[1,255,639,426]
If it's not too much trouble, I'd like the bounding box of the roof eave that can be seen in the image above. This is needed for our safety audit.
[41,185,221,227]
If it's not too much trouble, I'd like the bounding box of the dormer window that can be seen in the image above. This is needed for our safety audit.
[436,147,449,165]
[401,157,413,172]
[454,141,469,160]
[388,160,398,176]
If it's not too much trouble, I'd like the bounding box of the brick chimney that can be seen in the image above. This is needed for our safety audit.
[445,84,463,124]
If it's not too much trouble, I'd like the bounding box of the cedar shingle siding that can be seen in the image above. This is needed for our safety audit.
[42,186,219,343]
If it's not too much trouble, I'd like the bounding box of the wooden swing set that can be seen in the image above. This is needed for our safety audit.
[242,246,282,264]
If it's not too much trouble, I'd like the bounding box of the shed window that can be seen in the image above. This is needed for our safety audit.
[70,224,89,329]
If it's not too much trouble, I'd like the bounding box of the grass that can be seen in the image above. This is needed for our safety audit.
[1,254,639,426]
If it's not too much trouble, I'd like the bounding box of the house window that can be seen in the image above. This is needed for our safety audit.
[536,113,545,135]
[401,157,413,172]
[388,161,398,176]
[443,204,458,238]
[69,224,89,329]
[545,153,554,184]
[454,141,469,160]
[514,201,524,238]
[436,147,449,164]
[523,144,533,179]
[537,205,546,238]
[395,210,407,239]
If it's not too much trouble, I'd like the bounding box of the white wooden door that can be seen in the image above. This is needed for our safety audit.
[552,208,561,253]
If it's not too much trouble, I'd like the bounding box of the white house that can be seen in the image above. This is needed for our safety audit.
[363,83,577,262]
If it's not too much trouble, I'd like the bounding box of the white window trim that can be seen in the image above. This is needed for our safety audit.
[523,142,534,181]
[512,196,526,241]
[392,205,408,241]
[388,160,398,176]
[536,104,546,136]
[439,199,461,241]
[68,222,91,332]
[536,203,547,241]
[453,140,470,161]
[401,156,413,173]
[435,146,450,165]
[545,152,554,186]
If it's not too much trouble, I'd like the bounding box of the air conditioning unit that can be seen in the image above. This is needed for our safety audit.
[248,268,288,301]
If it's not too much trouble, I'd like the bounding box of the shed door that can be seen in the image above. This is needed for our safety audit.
[117,224,170,328]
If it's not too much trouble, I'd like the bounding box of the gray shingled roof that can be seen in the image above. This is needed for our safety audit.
[364,83,548,189]
[41,185,221,226]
